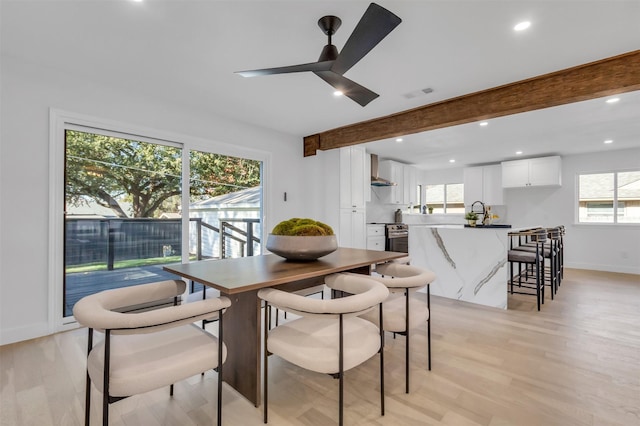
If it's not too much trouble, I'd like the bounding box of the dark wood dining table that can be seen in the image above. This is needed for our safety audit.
[163,247,406,406]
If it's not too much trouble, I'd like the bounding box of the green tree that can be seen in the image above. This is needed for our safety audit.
[65,130,261,218]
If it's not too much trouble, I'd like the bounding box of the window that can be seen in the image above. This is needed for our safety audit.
[52,111,265,327]
[578,171,640,224]
[425,183,464,214]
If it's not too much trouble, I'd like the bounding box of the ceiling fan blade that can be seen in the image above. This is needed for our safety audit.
[236,60,333,77]
[331,3,401,75]
[314,70,379,107]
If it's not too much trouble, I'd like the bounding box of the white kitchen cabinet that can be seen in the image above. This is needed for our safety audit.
[403,165,418,206]
[339,209,366,249]
[378,160,404,204]
[464,164,504,206]
[502,156,562,188]
[339,146,367,209]
[379,160,417,205]
[366,224,385,251]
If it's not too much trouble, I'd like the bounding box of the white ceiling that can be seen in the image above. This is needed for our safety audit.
[2,0,639,170]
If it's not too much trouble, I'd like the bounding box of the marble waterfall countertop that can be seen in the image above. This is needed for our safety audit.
[409,225,509,309]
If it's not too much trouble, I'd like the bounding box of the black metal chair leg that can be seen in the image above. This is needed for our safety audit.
[405,288,410,394]
[217,308,224,426]
[339,314,344,426]
[263,303,269,424]
[379,303,385,416]
[85,328,93,426]
[103,330,111,426]
[427,284,431,371]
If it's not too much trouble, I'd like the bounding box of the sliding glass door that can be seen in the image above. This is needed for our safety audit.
[63,127,262,318]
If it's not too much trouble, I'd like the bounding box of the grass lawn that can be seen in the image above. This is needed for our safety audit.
[65,255,192,273]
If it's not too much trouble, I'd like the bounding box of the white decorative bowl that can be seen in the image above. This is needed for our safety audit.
[266,234,338,261]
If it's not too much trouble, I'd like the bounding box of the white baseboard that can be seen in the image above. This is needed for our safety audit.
[565,262,640,276]
[0,322,50,346]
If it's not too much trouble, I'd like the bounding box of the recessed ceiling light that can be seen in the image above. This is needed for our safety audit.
[333,91,343,97]
[606,98,620,104]
[515,151,523,155]
[449,159,456,163]
[395,138,403,143]
[514,21,531,31]
[604,139,613,144]
[479,121,489,127]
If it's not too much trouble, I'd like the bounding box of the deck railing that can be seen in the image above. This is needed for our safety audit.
[65,217,261,270]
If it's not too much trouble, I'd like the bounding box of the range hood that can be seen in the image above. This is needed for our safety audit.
[370,154,397,186]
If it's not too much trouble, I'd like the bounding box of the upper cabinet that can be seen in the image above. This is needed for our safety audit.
[339,146,367,209]
[378,160,417,205]
[403,165,417,206]
[501,156,562,188]
[463,164,504,206]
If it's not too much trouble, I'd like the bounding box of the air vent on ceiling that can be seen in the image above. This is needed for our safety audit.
[403,87,434,99]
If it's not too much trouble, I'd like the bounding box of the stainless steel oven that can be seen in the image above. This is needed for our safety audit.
[385,223,408,253]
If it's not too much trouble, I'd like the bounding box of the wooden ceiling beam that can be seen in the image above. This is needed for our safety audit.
[303,50,640,156]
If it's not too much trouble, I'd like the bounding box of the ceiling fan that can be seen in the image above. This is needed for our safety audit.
[235,3,402,107]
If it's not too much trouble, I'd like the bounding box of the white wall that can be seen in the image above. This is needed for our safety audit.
[504,148,640,274]
[420,167,464,185]
[0,57,322,344]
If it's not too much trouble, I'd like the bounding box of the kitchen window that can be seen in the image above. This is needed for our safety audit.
[425,183,464,214]
[577,170,640,224]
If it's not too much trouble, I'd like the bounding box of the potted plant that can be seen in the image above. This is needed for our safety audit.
[266,218,337,261]
[428,205,434,214]
[465,211,478,226]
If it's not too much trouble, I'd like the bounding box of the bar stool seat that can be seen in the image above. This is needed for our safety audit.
[508,228,547,310]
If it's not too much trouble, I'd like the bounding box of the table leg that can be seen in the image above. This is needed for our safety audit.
[220,289,261,406]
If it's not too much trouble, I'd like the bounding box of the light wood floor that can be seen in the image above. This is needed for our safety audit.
[1,269,639,426]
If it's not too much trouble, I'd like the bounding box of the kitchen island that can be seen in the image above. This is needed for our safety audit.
[409,224,511,309]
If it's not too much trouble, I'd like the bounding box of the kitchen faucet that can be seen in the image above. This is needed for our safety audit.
[471,200,486,216]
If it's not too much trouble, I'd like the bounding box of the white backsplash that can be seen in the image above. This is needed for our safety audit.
[367,200,508,225]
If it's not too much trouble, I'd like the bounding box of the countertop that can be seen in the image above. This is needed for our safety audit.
[464,224,512,228]
[408,224,512,229]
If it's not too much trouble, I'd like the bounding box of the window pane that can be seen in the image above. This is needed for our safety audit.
[189,150,262,260]
[425,184,445,213]
[617,171,640,223]
[64,130,182,317]
[445,183,465,213]
[579,173,614,223]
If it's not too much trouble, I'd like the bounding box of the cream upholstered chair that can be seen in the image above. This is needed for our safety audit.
[361,263,436,393]
[258,273,389,426]
[73,279,231,426]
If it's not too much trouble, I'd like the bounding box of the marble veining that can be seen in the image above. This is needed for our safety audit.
[410,225,508,309]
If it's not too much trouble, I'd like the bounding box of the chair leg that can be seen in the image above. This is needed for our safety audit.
[103,330,111,426]
[217,308,224,426]
[85,328,93,426]
[405,288,410,394]
[379,303,385,416]
[427,284,431,371]
[339,314,344,426]
[263,303,269,424]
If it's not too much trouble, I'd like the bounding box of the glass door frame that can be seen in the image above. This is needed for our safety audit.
[49,109,268,332]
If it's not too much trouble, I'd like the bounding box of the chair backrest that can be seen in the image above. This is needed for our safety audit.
[372,263,436,290]
[258,273,388,318]
[73,279,231,334]
[529,228,548,243]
